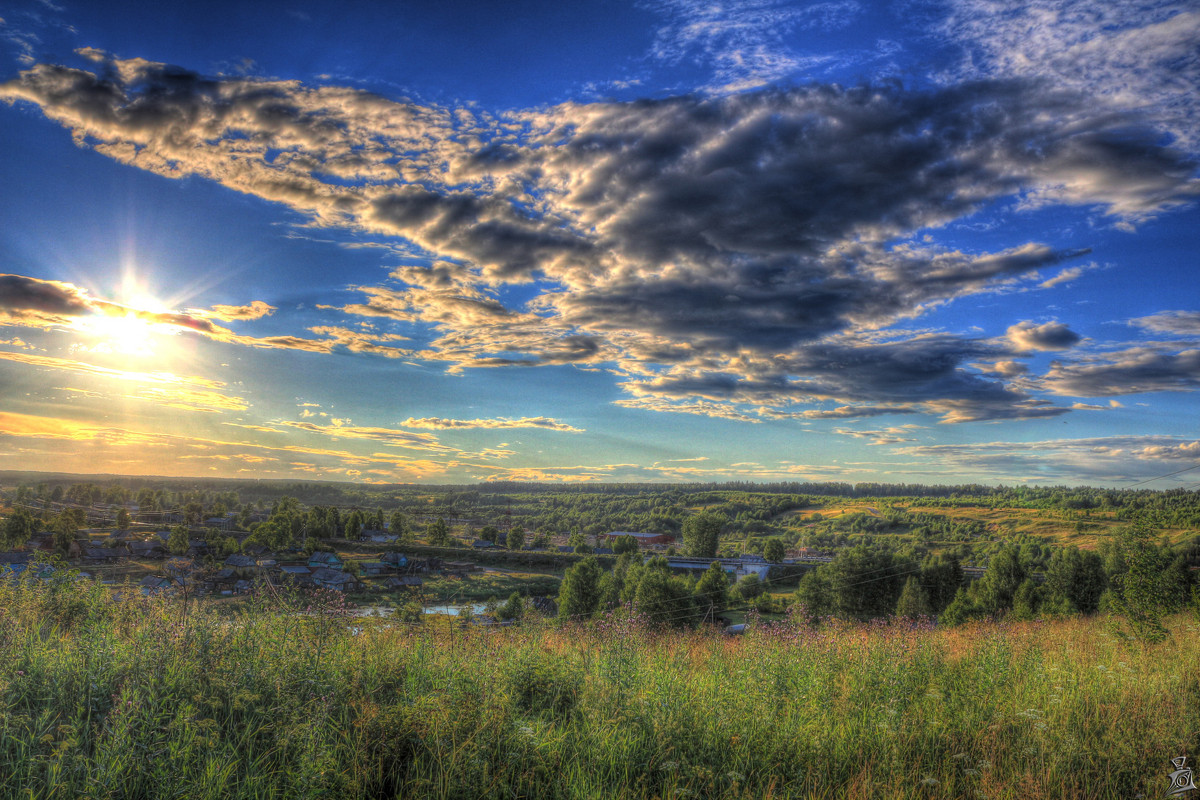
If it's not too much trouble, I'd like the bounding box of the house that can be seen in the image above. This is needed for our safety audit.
[209,568,239,593]
[308,551,343,570]
[83,546,121,562]
[359,561,390,577]
[443,561,476,573]
[472,539,495,549]
[593,547,615,555]
[359,528,391,542]
[310,568,361,592]
[279,565,313,584]
[604,531,676,547]
[127,540,166,559]
[222,554,258,577]
[380,552,408,569]
[233,579,253,594]
[384,575,423,589]
[138,576,173,596]
[165,557,199,577]
[0,552,31,576]
[243,543,269,557]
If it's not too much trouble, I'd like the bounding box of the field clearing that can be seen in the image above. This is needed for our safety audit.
[2,570,1196,799]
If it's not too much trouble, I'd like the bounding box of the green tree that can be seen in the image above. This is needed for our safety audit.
[763,537,786,563]
[479,525,500,544]
[634,570,696,628]
[426,517,451,547]
[558,556,603,621]
[115,507,131,530]
[1,508,36,549]
[975,545,1026,615]
[734,573,766,601]
[793,570,834,619]
[939,587,984,627]
[184,501,204,526]
[1109,520,1171,644]
[919,554,964,613]
[612,534,639,556]
[507,526,526,551]
[826,546,909,618]
[167,524,189,556]
[682,511,724,559]
[1011,578,1043,621]
[895,576,931,619]
[388,510,410,543]
[500,591,525,621]
[1044,546,1107,614]
[52,512,79,555]
[694,562,730,622]
[344,509,366,540]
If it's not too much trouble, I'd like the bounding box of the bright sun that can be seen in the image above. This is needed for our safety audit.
[77,310,165,357]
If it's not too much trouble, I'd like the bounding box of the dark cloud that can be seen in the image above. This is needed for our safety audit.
[622,335,1072,422]
[795,405,913,420]
[1040,346,1200,396]
[0,273,94,321]
[1006,320,1083,352]
[4,55,1197,423]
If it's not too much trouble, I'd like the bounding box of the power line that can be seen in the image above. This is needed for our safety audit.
[1123,460,1200,489]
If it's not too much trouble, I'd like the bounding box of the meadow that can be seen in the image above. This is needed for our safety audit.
[1,569,1197,799]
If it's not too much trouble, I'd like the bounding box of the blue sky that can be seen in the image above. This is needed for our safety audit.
[0,0,1197,487]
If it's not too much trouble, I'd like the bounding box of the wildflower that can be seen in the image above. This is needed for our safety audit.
[921,777,940,786]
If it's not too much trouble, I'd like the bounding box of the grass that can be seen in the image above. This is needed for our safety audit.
[1,568,1197,799]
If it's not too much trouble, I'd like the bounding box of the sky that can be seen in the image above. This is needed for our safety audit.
[0,0,1197,488]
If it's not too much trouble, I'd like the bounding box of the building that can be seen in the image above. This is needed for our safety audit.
[661,556,771,581]
[604,531,675,547]
[308,551,343,570]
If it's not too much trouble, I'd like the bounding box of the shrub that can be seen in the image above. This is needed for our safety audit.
[504,654,582,719]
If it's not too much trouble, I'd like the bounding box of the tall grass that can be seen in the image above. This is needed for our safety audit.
[0,569,1196,798]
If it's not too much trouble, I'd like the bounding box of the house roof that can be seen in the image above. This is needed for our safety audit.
[311,568,356,584]
[607,531,674,539]
[223,554,256,567]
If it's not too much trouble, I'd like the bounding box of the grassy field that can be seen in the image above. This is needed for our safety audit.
[786,500,1196,551]
[1,570,1197,799]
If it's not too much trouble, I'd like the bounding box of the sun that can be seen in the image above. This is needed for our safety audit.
[76,308,171,357]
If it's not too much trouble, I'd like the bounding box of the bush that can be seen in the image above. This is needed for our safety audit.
[504,655,582,719]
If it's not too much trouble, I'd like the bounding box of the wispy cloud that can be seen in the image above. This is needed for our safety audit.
[896,434,1200,483]
[640,0,864,91]
[401,416,583,432]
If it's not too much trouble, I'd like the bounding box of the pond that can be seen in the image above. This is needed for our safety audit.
[352,603,488,617]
